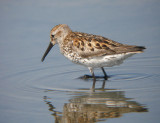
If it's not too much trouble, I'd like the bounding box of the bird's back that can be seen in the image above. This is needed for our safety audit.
[64,31,145,58]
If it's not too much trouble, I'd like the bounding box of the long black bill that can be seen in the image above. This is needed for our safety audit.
[41,42,53,62]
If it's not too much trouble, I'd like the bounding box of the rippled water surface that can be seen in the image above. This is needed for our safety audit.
[0,0,160,123]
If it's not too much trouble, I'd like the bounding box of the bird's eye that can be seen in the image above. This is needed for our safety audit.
[51,35,54,38]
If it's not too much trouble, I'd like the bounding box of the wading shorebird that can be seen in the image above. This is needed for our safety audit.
[41,24,145,80]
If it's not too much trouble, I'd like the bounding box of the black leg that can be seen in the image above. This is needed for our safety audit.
[101,67,108,80]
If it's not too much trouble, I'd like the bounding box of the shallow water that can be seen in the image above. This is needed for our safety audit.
[1,0,160,123]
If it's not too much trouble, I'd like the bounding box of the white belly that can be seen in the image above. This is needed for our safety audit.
[78,53,136,68]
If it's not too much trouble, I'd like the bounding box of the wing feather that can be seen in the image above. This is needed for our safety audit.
[66,32,145,58]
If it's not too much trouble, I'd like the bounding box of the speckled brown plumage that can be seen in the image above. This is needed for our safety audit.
[41,24,146,81]
[62,31,145,58]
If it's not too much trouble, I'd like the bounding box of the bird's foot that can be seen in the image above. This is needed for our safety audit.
[80,75,109,80]
[104,76,108,80]
[80,75,93,79]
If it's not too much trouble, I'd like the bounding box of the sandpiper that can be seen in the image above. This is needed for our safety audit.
[41,24,145,80]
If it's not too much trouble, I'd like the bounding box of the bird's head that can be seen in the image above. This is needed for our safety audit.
[41,24,71,62]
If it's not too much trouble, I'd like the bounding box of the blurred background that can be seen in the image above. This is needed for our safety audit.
[0,0,160,123]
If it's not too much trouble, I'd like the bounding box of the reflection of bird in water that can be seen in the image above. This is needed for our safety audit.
[41,24,145,80]
[44,90,148,123]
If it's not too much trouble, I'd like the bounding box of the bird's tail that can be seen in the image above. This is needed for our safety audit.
[130,46,146,53]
